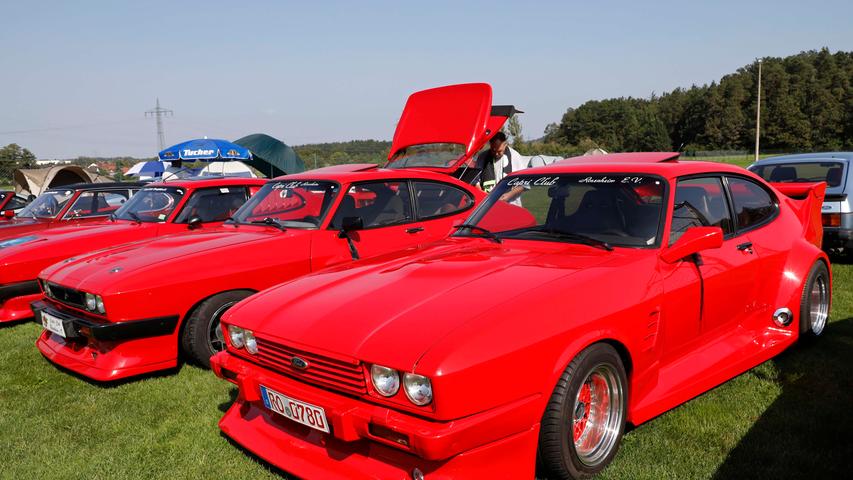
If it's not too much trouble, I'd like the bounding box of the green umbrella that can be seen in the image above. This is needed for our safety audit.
[233,133,305,178]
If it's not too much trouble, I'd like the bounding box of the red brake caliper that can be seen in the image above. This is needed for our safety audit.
[573,381,593,443]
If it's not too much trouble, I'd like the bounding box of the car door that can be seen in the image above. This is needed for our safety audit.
[672,176,762,337]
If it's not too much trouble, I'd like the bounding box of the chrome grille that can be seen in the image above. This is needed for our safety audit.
[255,337,367,395]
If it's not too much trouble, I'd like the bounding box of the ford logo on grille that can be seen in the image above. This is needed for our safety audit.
[291,357,309,370]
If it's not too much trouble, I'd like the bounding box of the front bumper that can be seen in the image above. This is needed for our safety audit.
[212,351,540,479]
[32,301,180,381]
[0,280,41,323]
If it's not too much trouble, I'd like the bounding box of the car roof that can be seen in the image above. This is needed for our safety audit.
[751,152,853,165]
[45,181,147,191]
[147,176,268,189]
[269,164,473,185]
[521,153,753,181]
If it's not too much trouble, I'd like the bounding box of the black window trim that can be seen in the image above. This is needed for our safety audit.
[411,179,477,222]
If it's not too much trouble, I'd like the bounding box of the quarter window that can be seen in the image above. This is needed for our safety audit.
[727,177,776,231]
[670,177,733,244]
[412,182,474,220]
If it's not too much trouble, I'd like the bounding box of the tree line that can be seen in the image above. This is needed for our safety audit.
[543,48,852,153]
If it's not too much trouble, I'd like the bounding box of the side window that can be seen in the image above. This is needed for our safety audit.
[412,181,474,220]
[727,177,776,231]
[65,191,132,218]
[330,181,413,229]
[175,187,249,223]
[6,195,29,210]
[670,177,733,244]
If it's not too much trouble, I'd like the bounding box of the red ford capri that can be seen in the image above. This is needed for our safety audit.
[212,153,830,479]
[32,83,512,381]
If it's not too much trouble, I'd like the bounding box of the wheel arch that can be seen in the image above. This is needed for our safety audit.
[177,288,259,353]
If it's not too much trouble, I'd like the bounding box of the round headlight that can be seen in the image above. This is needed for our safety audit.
[244,330,258,354]
[95,295,105,314]
[84,293,97,311]
[403,373,433,406]
[228,325,245,349]
[43,282,52,297]
[370,365,400,397]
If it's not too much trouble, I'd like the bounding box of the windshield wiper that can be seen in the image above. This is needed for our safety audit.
[453,223,502,243]
[516,228,613,251]
[250,217,287,231]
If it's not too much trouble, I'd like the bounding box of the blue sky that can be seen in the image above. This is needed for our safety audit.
[1,0,850,158]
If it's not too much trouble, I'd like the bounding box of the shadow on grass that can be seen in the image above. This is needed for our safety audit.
[0,318,32,329]
[712,317,853,479]
[220,432,296,479]
[218,387,238,413]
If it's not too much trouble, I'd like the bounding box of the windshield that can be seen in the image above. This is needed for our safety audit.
[459,174,667,247]
[750,162,845,188]
[114,187,184,222]
[386,143,466,168]
[17,189,75,219]
[232,180,339,228]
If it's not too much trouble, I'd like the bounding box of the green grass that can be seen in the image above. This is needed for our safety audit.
[1,171,851,479]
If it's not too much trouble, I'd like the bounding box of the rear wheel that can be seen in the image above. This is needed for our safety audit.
[800,261,830,337]
[538,343,627,479]
[182,290,254,367]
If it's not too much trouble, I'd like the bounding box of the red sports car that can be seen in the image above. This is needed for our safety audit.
[0,182,143,237]
[211,153,830,479]
[0,177,264,323]
[32,83,512,381]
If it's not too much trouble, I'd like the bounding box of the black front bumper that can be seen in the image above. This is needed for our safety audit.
[31,300,179,341]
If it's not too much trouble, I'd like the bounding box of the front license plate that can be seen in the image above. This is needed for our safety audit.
[260,385,330,433]
[41,311,66,338]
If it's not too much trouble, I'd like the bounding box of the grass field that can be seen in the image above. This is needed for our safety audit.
[1,156,851,479]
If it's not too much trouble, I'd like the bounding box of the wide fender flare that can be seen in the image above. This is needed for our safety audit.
[542,327,634,414]
[772,238,831,329]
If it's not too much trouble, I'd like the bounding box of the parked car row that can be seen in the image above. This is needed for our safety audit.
[2,84,836,479]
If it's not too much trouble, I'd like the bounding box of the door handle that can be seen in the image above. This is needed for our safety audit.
[736,242,754,253]
[406,227,424,234]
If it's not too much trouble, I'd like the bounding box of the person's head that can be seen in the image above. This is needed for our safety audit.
[489,132,508,158]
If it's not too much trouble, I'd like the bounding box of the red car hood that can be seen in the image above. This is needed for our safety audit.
[41,226,307,292]
[0,218,50,238]
[227,239,623,370]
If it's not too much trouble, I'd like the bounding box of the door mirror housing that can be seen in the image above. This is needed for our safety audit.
[2,210,14,219]
[340,216,363,233]
[187,215,203,230]
[660,226,723,263]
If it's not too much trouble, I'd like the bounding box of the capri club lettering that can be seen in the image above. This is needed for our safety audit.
[507,176,559,187]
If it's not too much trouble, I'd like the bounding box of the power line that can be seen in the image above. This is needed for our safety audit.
[145,98,173,152]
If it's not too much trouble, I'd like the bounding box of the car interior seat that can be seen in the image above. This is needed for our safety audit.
[769,166,797,182]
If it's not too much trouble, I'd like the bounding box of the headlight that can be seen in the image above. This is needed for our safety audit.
[95,295,105,314]
[403,373,433,406]
[42,282,52,297]
[228,325,245,349]
[84,293,97,311]
[244,330,258,354]
[370,365,400,397]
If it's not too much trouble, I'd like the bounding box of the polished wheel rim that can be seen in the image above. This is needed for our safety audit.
[208,301,237,353]
[809,275,829,335]
[571,364,623,467]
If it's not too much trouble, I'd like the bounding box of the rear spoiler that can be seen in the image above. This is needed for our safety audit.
[771,182,827,248]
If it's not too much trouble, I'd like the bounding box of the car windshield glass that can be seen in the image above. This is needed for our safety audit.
[114,187,184,222]
[385,143,466,168]
[750,162,845,188]
[458,174,667,248]
[232,180,339,229]
[17,189,75,219]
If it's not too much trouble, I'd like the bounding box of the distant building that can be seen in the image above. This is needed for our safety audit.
[35,159,72,166]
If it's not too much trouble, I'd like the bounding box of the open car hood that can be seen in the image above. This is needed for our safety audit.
[386,83,519,173]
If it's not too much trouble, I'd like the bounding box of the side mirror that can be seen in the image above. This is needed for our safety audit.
[339,216,363,234]
[3,210,14,219]
[660,226,723,263]
[187,215,203,230]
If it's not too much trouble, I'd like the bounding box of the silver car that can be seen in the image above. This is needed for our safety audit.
[748,152,852,252]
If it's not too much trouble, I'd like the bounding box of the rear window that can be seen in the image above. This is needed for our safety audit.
[386,143,466,168]
[750,162,845,188]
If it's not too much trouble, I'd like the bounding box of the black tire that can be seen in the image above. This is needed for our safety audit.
[182,290,254,368]
[538,343,627,480]
[799,261,831,337]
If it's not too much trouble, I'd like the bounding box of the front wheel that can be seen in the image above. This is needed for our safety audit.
[800,261,831,337]
[538,343,627,479]
[181,290,254,368]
